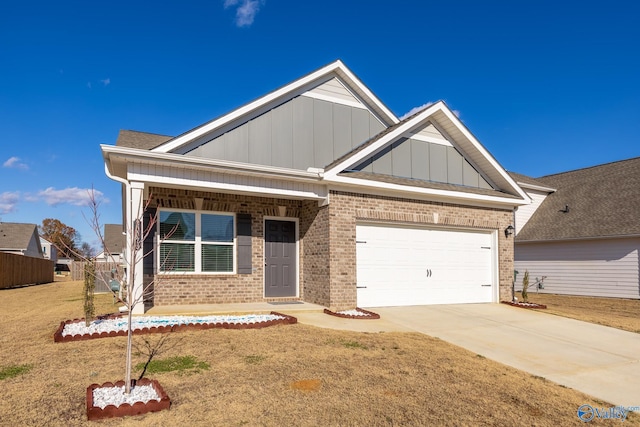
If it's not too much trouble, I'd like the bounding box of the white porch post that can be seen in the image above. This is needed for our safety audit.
[130,181,145,315]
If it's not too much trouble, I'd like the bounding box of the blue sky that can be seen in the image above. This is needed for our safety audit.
[1,0,639,247]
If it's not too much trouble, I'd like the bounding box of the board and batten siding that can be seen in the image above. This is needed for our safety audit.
[514,238,640,299]
[185,95,385,171]
[515,189,550,233]
[352,136,492,189]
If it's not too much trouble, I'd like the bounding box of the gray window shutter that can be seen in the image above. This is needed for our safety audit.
[143,207,157,275]
[237,214,252,274]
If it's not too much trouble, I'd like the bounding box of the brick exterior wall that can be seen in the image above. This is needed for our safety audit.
[142,186,515,310]
[300,201,330,307]
[326,191,515,310]
[148,187,304,306]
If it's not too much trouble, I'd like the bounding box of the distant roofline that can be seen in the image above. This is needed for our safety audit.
[541,156,640,179]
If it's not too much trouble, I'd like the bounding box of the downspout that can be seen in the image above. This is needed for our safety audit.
[512,207,518,302]
[103,162,131,310]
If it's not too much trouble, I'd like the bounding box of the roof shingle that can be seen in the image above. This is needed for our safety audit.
[516,157,640,241]
[116,130,173,150]
[0,222,38,250]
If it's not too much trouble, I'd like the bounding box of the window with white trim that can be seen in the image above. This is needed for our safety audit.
[158,210,235,273]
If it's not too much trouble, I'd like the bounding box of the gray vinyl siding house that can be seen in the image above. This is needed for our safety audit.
[0,222,44,258]
[103,60,529,314]
[512,158,640,299]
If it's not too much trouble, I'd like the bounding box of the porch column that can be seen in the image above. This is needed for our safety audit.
[129,181,145,315]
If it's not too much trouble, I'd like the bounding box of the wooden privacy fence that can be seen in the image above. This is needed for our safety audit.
[0,252,54,289]
[71,261,125,293]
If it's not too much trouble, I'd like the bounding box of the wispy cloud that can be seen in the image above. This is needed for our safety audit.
[399,102,461,120]
[224,0,265,27]
[0,192,20,214]
[3,156,29,170]
[399,103,434,120]
[32,187,108,207]
[101,78,111,86]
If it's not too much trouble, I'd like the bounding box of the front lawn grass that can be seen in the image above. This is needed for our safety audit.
[524,292,640,333]
[136,355,210,375]
[0,280,637,426]
[0,364,32,380]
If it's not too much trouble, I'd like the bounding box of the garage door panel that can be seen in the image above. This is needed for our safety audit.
[356,223,494,307]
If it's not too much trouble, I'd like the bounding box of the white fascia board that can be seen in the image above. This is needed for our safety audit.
[434,107,530,202]
[327,175,529,208]
[517,181,557,193]
[152,60,397,154]
[101,145,324,182]
[323,102,445,179]
[332,60,399,125]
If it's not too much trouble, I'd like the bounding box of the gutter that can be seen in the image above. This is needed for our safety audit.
[516,233,640,244]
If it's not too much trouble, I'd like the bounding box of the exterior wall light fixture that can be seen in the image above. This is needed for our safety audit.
[504,225,515,238]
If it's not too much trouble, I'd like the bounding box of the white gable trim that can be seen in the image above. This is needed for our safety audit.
[152,60,398,154]
[324,102,444,178]
[516,181,556,193]
[301,91,369,110]
[433,106,529,201]
[324,101,530,202]
[400,131,453,146]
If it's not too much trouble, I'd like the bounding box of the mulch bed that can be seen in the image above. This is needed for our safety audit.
[501,301,547,309]
[323,308,380,319]
[54,312,297,343]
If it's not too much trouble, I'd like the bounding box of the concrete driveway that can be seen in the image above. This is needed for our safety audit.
[293,304,640,407]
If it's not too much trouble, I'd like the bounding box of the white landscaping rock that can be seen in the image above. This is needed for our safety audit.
[62,314,286,337]
[336,309,371,317]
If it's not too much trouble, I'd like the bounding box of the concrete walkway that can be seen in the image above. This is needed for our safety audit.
[294,304,640,408]
[145,301,640,407]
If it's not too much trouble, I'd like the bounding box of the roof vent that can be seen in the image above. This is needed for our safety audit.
[559,204,570,213]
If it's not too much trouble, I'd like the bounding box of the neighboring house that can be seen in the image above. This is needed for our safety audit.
[512,157,640,299]
[0,222,44,258]
[102,60,529,314]
[95,224,125,264]
[40,237,58,263]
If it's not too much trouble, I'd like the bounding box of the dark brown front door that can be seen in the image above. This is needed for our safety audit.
[265,220,296,297]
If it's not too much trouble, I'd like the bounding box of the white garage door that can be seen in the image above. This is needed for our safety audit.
[356,223,495,307]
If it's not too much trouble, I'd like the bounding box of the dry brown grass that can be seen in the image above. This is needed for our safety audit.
[526,292,640,333]
[1,281,637,426]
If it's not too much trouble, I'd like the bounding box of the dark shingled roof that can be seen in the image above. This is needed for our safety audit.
[0,222,38,250]
[116,130,173,150]
[103,224,125,255]
[517,157,640,242]
[340,171,521,199]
